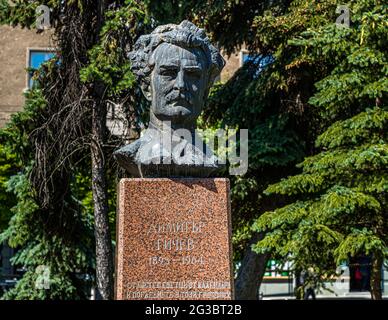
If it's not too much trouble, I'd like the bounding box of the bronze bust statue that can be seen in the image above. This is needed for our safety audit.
[114,21,225,177]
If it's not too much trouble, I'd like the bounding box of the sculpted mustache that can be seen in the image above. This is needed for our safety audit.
[165,91,193,104]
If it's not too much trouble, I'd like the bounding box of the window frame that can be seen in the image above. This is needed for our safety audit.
[239,49,249,67]
[25,47,56,90]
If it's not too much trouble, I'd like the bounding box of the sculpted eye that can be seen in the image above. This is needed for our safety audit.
[187,70,201,79]
[160,69,177,78]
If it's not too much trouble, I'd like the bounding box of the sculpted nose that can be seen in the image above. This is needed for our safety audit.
[174,71,185,91]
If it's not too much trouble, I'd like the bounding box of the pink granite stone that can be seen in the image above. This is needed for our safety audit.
[115,178,234,300]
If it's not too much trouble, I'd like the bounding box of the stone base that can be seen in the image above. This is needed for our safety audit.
[115,178,233,300]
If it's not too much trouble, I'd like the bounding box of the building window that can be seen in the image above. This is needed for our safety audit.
[27,49,55,88]
[241,51,273,77]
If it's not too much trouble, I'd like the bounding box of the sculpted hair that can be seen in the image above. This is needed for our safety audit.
[128,20,225,99]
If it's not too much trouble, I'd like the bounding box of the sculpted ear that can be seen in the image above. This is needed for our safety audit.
[203,69,217,100]
[140,64,154,101]
[141,83,152,101]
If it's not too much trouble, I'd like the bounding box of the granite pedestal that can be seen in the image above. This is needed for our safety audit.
[115,178,233,300]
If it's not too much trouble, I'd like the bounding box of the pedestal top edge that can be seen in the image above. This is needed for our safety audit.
[119,177,230,182]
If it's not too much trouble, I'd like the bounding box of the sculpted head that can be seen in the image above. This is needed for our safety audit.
[129,21,225,130]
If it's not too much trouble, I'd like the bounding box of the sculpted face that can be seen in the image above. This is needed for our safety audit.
[149,42,208,129]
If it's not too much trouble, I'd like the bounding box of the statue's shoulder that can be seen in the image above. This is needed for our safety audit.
[113,136,146,175]
[114,138,142,159]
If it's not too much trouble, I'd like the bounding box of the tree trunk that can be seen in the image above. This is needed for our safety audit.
[90,0,114,301]
[370,254,383,300]
[91,96,114,300]
[235,233,268,300]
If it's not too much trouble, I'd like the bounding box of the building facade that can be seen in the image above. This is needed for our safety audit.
[0,25,54,127]
[260,258,388,299]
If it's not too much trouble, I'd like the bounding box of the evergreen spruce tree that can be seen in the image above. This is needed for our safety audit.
[253,0,387,299]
